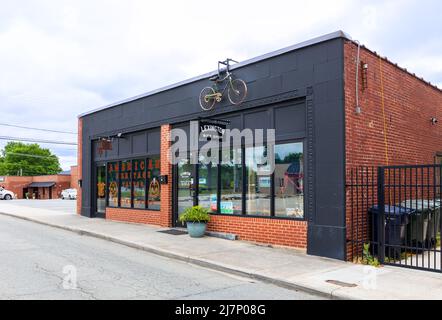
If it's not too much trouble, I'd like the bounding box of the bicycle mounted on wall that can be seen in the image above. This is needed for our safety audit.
[199,58,248,111]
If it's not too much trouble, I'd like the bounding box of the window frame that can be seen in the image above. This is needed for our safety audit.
[146,156,161,211]
[103,155,161,211]
[208,138,306,221]
[106,161,120,208]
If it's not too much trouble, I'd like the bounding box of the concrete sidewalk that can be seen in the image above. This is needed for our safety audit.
[1,201,441,300]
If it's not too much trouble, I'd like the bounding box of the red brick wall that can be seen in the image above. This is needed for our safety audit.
[77,118,83,214]
[2,176,31,198]
[208,215,308,248]
[70,165,79,190]
[106,207,163,225]
[344,41,442,259]
[3,175,71,199]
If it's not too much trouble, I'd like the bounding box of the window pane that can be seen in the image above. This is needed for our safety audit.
[120,160,132,208]
[132,159,146,209]
[220,147,242,214]
[246,146,271,216]
[107,162,119,207]
[274,142,304,218]
[96,164,106,213]
[198,153,218,213]
[177,156,194,218]
[147,156,161,210]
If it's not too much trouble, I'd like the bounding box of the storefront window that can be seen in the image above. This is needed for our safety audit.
[96,164,106,213]
[220,147,242,214]
[274,142,304,218]
[198,153,218,213]
[120,160,132,208]
[107,162,119,207]
[132,159,146,209]
[245,146,271,216]
[147,156,161,210]
[177,156,194,219]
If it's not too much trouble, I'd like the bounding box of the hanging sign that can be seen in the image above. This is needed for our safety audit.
[199,119,227,141]
[98,138,113,156]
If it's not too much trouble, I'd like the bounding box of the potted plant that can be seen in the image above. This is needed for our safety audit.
[179,205,211,238]
[25,192,30,199]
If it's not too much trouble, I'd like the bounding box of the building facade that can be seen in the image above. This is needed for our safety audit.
[76,31,442,260]
[1,174,71,199]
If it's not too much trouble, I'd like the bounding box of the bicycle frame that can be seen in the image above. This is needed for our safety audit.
[209,75,234,97]
[205,61,237,99]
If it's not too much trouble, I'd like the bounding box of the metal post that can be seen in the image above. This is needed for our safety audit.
[377,167,385,263]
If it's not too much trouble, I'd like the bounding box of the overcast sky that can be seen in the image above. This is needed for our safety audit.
[0,0,441,170]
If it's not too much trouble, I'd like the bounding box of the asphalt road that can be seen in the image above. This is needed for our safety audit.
[0,214,324,300]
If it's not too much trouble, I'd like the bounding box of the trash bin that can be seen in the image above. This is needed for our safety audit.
[369,205,413,259]
[400,200,433,248]
[427,200,440,247]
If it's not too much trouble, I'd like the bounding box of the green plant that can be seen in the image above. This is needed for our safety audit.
[179,206,211,223]
[361,243,380,267]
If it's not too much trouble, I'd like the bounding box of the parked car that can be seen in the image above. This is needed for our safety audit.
[0,187,15,200]
[61,188,77,200]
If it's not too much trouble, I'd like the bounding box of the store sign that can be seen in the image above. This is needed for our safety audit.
[98,138,112,156]
[199,119,227,141]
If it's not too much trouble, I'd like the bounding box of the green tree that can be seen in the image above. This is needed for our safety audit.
[0,142,62,176]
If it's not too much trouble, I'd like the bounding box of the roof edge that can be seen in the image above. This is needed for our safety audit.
[78,30,351,118]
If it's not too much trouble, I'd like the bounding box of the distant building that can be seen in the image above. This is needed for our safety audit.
[0,165,78,199]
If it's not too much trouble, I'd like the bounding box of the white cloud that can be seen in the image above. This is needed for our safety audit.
[0,0,440,169]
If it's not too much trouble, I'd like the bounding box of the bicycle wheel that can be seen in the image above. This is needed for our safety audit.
[227,79,247,105]
[199,87,216,111]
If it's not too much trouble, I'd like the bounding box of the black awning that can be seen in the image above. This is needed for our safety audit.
[28,182,56,188]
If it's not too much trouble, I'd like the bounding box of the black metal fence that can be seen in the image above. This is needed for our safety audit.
[347,165,442,273]
[347,166,378,263]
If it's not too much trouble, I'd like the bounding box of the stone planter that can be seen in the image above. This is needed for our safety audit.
[186,222,208,238]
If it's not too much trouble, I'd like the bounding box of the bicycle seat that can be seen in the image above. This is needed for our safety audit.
[209,75,219,82]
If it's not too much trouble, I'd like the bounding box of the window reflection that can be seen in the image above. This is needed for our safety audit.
[198,153,218,213]
[133,159,146,209]
[120,160,132,208]
[220,147,242,214]
[245,146,271,216]
[274,142,304,218]
[147,156,161,210]
[107,162,119,207]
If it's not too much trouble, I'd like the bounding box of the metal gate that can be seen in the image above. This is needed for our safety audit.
[347,165,442,273]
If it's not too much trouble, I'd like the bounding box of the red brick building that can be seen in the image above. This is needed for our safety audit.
[1,165,78,199]
[76,31,442,261]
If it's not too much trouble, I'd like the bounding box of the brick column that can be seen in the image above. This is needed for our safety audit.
[76,118,83,215]
[159,124,172,227]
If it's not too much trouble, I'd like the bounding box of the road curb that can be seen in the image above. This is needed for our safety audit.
[0,211,343,300]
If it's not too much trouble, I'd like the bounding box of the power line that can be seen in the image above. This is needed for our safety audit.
[3,152,60,159]
[0,122,77,135]
[0,136,77,146]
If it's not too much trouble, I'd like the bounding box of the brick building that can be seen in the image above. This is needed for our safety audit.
[0,165,78,199]
[76,31,442,261]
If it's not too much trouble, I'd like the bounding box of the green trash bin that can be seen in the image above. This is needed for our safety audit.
[401,200,432,247]
[431,199,441,246]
